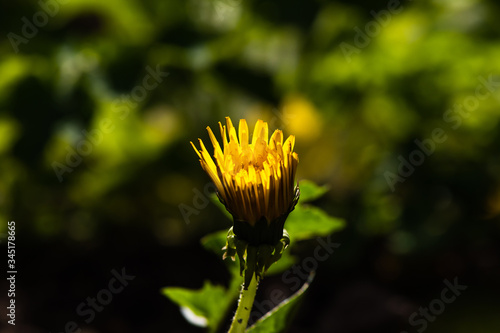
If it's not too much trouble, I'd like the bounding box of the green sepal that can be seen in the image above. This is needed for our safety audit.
[265,242,283,272]
[281,229,290,247]
[244,246,258,290]
[255,244,274,280]
[222,227,237,261]
[264,230,290,272]
[235,238,248,276]
[224,228,292,289]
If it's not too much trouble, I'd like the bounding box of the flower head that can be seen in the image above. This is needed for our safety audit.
[191,117,299,244]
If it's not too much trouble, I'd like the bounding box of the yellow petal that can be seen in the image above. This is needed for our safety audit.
[261,121,269,145]
[192,117,298,225]
[207,126,224,162]
[239,119,249,148]
[190,141,201,159]
[269,130,283,150]
[198,139,222,189]
[218,122,229,150]
[226,117,239,145]
[252,120,264,146]
[283,135,295,155]
[253,137,267,165]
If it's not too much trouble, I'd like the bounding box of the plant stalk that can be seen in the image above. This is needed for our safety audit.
[228,276,258,333]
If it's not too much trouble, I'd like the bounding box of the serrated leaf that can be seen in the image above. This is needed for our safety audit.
[162,281,229,332]
[210,193,232,220]
[247,273,314,333]
[297,180,329,202]
[285,205,345,240]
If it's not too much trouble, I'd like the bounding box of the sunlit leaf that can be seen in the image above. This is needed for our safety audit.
[297,179,329,202]
[162,281,229,332]
[285,205,345,240]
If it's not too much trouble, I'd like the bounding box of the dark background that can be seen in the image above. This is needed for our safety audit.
[0,0,500,332]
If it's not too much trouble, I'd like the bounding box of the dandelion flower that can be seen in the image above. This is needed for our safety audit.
[191,116,299,244]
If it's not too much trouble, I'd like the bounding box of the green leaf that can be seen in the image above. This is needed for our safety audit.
[285,205,345,240]
[247,273,314,333]
[265,250,296,275]
[297,179,329,202]
[201,229,227,255]
[162,281,229,332]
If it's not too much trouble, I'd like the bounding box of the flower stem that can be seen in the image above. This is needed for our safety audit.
[228,276,258,333]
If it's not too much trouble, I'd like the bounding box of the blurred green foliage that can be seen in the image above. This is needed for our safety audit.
[1,0,500,331]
